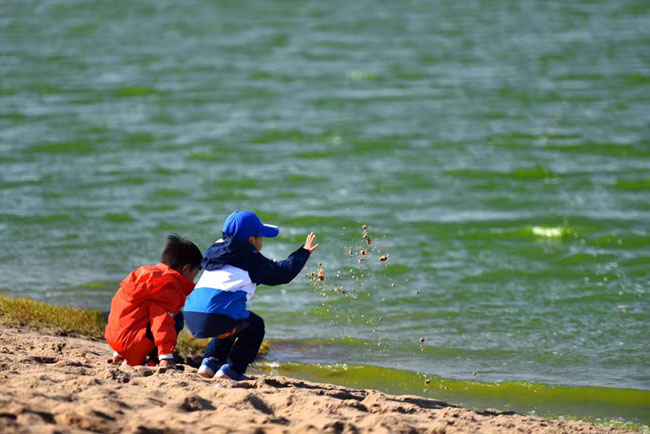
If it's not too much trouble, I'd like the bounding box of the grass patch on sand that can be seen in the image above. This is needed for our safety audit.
[0,295,269,363]
[0,295,105,339]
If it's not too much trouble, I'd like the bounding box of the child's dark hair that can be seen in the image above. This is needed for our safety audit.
[161,234,202,272]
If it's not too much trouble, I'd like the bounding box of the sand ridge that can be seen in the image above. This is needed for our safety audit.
[0,325,632,433]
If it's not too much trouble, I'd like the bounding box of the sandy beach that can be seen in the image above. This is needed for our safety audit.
[0,324,635,434]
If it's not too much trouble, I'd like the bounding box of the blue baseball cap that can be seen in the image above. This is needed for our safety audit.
[222,210,279,240]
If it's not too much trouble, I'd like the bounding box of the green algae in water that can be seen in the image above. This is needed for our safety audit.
[1,0,649,429]
[104,213,136,223]
[254,361,650,429]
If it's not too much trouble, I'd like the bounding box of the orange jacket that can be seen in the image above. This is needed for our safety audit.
[105,263,195,365]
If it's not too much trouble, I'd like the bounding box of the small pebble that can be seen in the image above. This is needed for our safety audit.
[473,371,477,376]
[381,297,386,302]
[415,290,419,295]
[391,283,396,288]
[419,337,425,343]
[358,258,364,263]
[360,249,368,255]
[362,224,367,230]
[424,379,431,385]
[378,255,388,262]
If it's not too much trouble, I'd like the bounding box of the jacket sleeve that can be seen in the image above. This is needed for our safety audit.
[248,246,311,286]
[148,293,182,356]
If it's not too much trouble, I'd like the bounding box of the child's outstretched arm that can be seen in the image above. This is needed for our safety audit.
[249,232,318,286]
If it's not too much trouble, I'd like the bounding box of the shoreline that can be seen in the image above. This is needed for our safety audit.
[251,357,650,429]
[0,324,638,434]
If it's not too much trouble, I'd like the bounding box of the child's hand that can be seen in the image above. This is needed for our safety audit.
[159,359,175,368]
[304,232,319,254]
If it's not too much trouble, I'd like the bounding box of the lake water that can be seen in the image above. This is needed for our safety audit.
[1,0,649,428]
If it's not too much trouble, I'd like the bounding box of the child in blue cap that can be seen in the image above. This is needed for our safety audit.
[183,210,318,380]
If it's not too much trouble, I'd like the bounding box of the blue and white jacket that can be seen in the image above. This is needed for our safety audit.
[183,235,310,321]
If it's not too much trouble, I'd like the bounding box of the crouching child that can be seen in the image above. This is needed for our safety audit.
[183,210,318,380]
[105,234,202,367]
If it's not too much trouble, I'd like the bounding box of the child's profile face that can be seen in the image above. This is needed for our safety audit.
[182,265,201,282]
[249,236,263,251]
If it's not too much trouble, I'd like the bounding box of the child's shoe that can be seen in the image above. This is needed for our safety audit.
[197,357,219,378]
[110,351,124,365]
[214,363,246,381]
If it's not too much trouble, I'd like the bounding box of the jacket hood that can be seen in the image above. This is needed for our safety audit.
[119,263,194,302]
[201,235,257,272]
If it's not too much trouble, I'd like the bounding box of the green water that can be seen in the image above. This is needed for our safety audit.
[254,359,650,430]
[1,0,649,427]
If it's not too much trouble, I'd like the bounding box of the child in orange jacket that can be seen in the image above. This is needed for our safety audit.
[105,234,202,367]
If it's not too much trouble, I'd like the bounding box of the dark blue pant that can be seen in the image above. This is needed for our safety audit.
[145,311,184,362]
[184,311,265,375]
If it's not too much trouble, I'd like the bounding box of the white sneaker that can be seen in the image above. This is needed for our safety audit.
[214,364,246,381]
[198,363,215,378]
